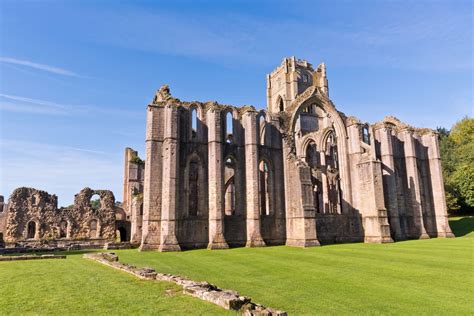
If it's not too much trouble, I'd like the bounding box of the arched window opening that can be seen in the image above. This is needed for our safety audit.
[89,219,98,238]
[188,159,200,217]
[191,108,198,138]
[59,221,67,238]
[27,221,36,239]
[305,141,319,169]
[224,157,236,216]
[258,114,266,145]
[259,160,272,216]
[279,98,284,112]
[326,132,339,170]
[90,194,101,210]
[362,126,370,145]
[225,178,235,216]
[226,111,233,144]
[139,204,144,216]
[325,131,341,214]
[306,141,322,213]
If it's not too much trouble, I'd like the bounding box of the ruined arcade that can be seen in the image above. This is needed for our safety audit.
[123,57,454,252]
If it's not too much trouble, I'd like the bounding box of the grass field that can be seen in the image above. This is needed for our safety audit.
[1,217,473,315]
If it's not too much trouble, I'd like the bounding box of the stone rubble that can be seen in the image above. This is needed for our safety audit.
[84,252,287,315]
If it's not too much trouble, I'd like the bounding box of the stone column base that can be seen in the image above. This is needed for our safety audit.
[207,233,229,250]
[246,236,266,248]
[286,238,320,247]
[364,236,394,243]
[437,232,455,238]
[139,243,161,251]
[159,234,181,252]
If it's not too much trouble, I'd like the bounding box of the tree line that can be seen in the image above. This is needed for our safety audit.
[438,117,473,214]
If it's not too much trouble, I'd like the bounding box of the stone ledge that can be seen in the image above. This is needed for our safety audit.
[84,252,287,315]
[0,254,67,261]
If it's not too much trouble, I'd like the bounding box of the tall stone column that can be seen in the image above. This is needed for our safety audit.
[159,104,181,251]
[424,132,454,237]
[207,106,229,249]
[403,129,429,239]
[319,152,329,213]
[242,111,266,247]
[375,126,403,240]
[140,106,164,251]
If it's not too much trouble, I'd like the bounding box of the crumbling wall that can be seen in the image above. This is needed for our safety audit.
[3,187,117,244]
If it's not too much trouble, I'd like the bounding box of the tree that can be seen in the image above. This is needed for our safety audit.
[438,117,474,213]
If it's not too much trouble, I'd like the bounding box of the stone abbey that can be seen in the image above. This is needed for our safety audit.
[124,57,454,251]
[0,57,454,249]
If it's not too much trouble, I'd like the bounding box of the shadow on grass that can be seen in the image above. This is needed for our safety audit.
[449,217,474,237]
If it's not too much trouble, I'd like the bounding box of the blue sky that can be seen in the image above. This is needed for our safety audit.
[0,0,472,205]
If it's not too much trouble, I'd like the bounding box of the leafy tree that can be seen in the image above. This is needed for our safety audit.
[438,117,474,213]
[90,199,101,210]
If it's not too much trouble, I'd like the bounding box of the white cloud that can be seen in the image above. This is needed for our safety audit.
[0,57,80,77]
[0,93,142,117]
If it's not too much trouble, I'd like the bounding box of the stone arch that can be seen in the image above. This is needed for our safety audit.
[258,157,275,216]
[89,219,99,238]
[26,220,38,239]
[184,152,206,217]
[223,107,237,144]
[190,106,198,139]
[59,220,68,238]
[257,111,267,146]
[289,95,352,210]
[276,95,284,112]
[224,155,237,216]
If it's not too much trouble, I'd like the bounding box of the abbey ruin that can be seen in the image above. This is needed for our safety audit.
[0,57,454,250]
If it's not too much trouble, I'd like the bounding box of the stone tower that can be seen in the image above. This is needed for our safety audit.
[266,57,328,114]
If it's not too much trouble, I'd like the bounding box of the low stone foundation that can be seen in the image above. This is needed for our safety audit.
[84,252,287,315]
[0,254,66,261]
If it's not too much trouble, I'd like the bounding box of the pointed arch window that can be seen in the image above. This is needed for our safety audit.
[226,111,233,144]
[191,108,198,139]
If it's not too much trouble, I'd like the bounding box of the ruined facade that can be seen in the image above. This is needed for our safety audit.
[123,57,454,251]
[0,187,127,247]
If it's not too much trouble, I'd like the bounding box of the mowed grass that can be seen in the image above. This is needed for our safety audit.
[0,217,472,315]
[116,217,474,315]
[0,251,232,315]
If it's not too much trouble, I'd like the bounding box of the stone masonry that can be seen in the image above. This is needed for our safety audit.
[0,187,123,247]
[123,56,453,251]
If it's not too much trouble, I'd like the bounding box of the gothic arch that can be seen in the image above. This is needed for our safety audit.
[288,93,352,211]
[184,152,206,217]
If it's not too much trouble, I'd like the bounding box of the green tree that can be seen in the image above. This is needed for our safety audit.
[438,117,474,213]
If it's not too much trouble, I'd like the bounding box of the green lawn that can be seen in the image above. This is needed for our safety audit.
[0,251,232,315]
[116,217,474,315]
[1,217,472,315]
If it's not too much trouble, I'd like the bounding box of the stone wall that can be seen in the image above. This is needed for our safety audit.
[129,57,453,251]
[1,187,121,246]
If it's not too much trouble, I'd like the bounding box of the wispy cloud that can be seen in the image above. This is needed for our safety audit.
[0,57,80,77]
[0,93,142,117]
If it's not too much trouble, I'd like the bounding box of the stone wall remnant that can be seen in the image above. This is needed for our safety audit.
[124,56,453,251]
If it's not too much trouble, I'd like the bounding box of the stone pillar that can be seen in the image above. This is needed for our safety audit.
[242,111,266,247]
[357,157,394,243]
[159,105,181,252]
[402,129,429,239]
[207,107,229,249]
[424,132,454,237]
[319,152,329,213]
[140,105,164,251]
[130,196,143,244]
[375,126,403,240]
